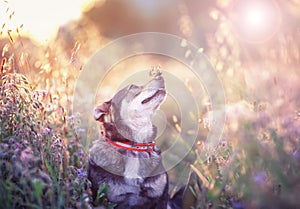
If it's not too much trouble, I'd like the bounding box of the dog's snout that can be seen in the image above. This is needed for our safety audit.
[146,74,165,90]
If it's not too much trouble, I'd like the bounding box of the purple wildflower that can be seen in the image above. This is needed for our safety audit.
[42,128,51,135]
[253,171,267,185]
[232,201,245,209]
[76,167,87,178]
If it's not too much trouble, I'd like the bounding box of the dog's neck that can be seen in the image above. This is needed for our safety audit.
[127,120,156,143]
[105,137,155,152]
[102,121,157,144]
[118,100,157,143]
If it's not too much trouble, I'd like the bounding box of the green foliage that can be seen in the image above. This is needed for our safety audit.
[225,125,300,209]
[0,73,91,209]
[93,183,117,209]
[187,108,300,209]
[2,67,298,209]
[0,73,39,144]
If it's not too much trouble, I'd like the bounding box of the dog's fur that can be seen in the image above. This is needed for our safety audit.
[88,72,170,209]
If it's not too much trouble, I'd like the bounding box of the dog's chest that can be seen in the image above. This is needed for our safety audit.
[89,139,168,207]
[107,172,168,204]
[89,139,164,177]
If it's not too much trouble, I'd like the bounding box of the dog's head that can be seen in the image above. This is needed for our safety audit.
[95,71,166,143]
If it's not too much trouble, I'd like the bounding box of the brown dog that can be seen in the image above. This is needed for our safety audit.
[88,71,171,209]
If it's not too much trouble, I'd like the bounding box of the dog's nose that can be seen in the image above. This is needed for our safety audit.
[147,74,165,89]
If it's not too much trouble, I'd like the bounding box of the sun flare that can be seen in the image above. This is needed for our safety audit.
[244,6,267,28]
[231,0,281,42]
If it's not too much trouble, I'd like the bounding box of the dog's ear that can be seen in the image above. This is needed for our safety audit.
[94,100,111,122]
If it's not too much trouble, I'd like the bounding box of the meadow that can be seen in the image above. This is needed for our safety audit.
[0,1,300,209]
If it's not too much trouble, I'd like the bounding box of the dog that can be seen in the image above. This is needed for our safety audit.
[88,70,173,209]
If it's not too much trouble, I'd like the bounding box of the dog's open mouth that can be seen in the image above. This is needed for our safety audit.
[141,89,165,104]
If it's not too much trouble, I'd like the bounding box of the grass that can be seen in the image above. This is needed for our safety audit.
[0,73,91,209]
[1,54,299,209]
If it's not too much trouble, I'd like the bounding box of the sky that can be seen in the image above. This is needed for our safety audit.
[0,0,282,44]
[0,0,95,42]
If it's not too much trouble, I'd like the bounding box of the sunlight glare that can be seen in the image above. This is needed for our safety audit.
[244,7,266,28]
[0,0,93,43]
[231,0,281,43]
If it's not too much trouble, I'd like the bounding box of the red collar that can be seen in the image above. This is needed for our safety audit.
[106,137,155,153]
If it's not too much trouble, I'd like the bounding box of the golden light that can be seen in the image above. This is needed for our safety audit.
[230,0,281,43]
[0,0,94,43]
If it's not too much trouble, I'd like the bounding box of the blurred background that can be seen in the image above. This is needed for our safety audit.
[0,0,300,208]
[1,0,299,104]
